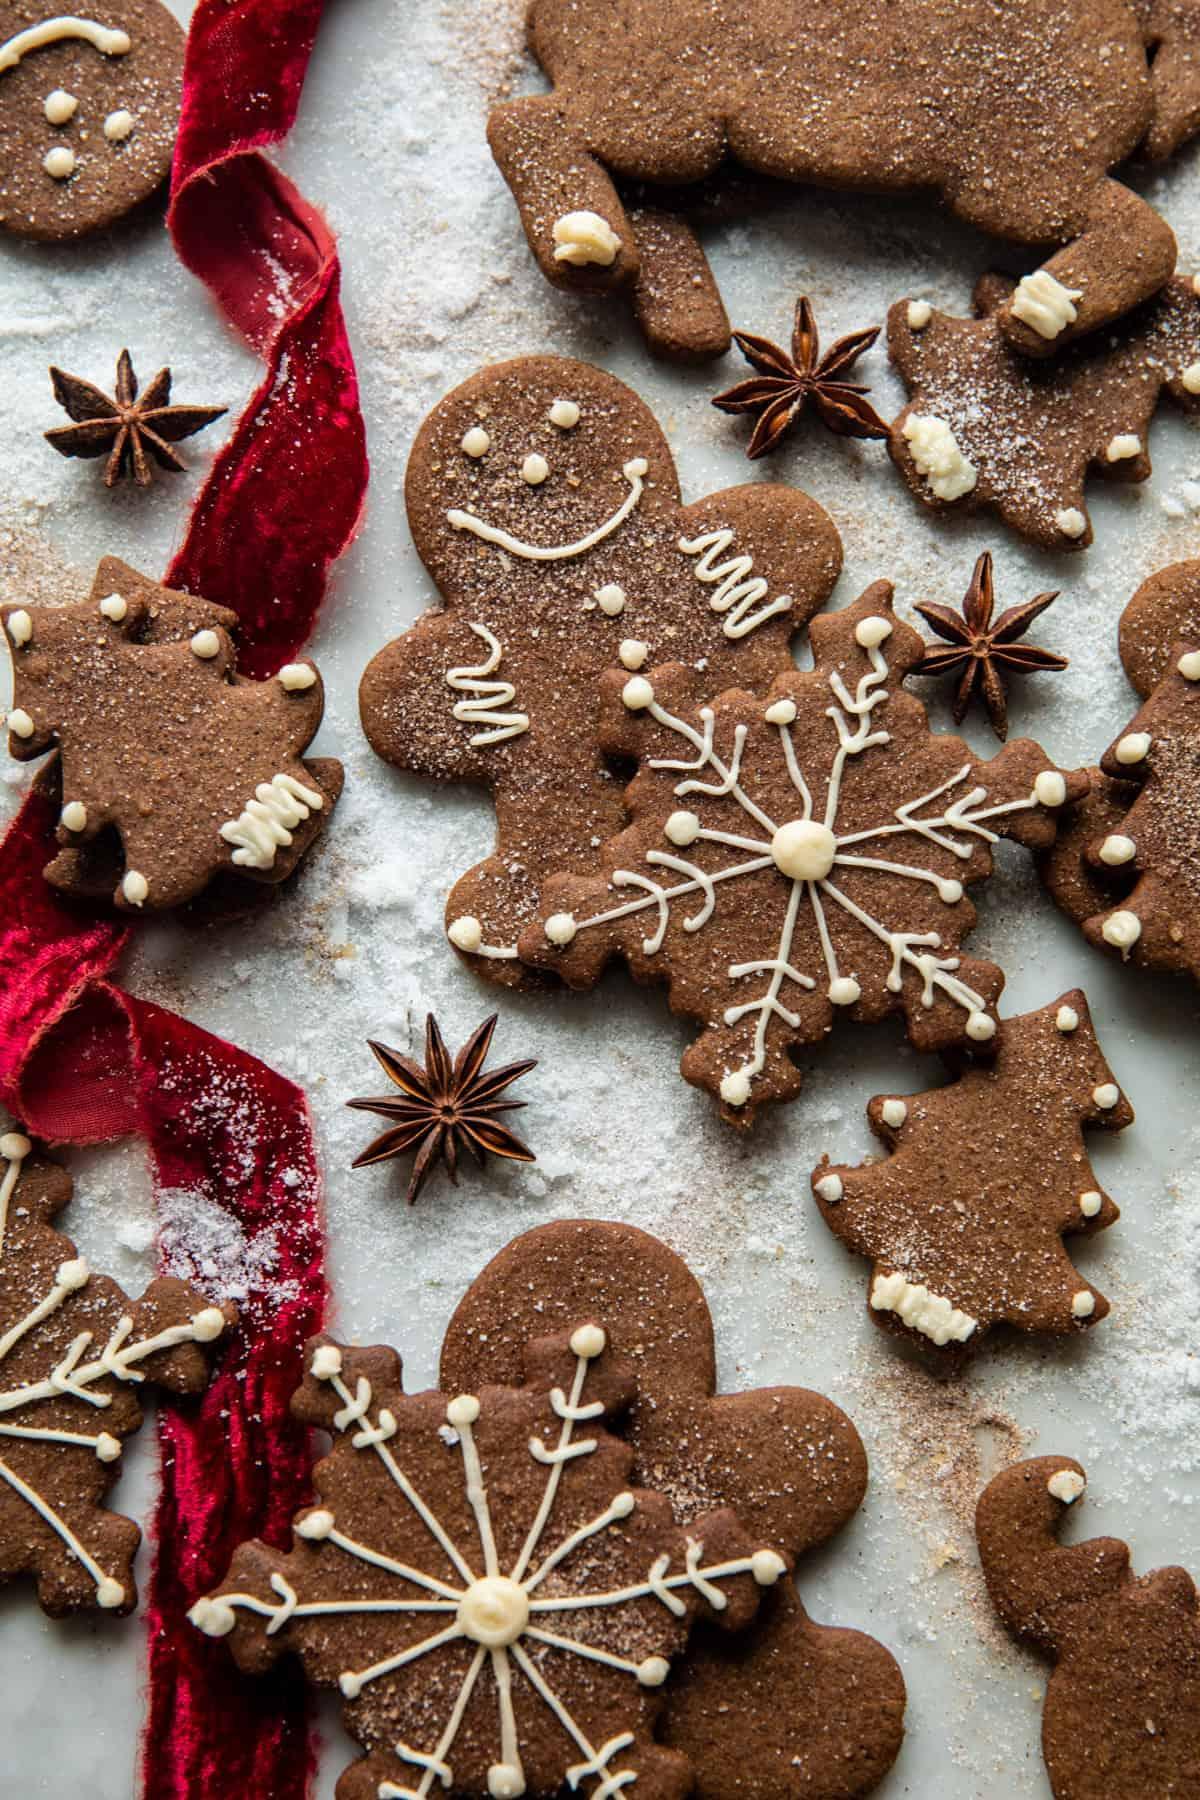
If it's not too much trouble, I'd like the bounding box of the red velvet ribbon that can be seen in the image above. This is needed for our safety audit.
[0,2,368,1794]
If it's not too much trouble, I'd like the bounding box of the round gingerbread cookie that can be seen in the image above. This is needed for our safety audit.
[0,2,184,242]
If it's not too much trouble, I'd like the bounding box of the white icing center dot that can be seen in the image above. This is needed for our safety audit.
[1177,649,1200,681]
[569,1322,606,1358]
[552,209,620,266]
[99,593,127,621]
[43,145,76,179]
[1115,731,1151,764]
[521,453,549,485]
[595,583,626,616]
[461,426,490,458]
[720,1069,751,1107]
[815,1173,843,1203]
[1071,1290,1096,1319]
[1047,1469,1086,1503]
[771,819,837,881]
[7,608,32,646]
[907,299,932,329]
[548,399,580,429]
[447,915,483,952]
[1099,834,1136,866]
[1102,909,1141,950]
[855,615,893,649]
[1055,507,1087,539]
[488,1765,525,1800]
[6,708,34,739]
[544,911,577,947]
[61,801,87,832]
[457,1576,530,1648]
[1056,1005,1079,1033]
[828,976,861,1006]
[103,108,134,142]
[1093,1082,1120,1109]
[122,870,148,907]
[44,87,77,124]
[278,662,317,691]
[665,809,700,847]
[764,698,796,725]
[622,675,654,711]
[1105,433,1141,463]
[1079,1191,1102,1217]
[190,629,220,659]
[881,1098,908,1127]
[1034,770,1066,807]
[1182,362,1200,396]
[619,639,648,670]
[966,1010,997,1042]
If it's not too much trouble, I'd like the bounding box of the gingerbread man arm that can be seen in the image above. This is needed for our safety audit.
[1136,0,1200,158]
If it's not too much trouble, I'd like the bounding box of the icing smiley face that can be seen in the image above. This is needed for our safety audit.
[0,2,184,242]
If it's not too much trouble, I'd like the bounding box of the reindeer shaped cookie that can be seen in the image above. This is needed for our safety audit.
[977,1457,1200,1798]
[488,0,1186,361]
[358,355,842,987]
[2,557,342,912]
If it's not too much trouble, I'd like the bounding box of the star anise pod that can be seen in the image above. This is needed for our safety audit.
[913,551,1068,740]
[44,350,226,488]
[711,295,890,458]
[347,1013,536,1205]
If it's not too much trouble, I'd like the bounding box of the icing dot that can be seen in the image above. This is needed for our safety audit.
[622,675,654,711]
[1178,649,1200,681]
[881,1098,908,1127]
[461,425,490,457]
[96,1577,125,1610]
[595,583,626,616]
[1102,910,1141,950]
[1105,433,1141,462]
[551,209,621,266]
[103,108,135,143]
[637,1656,670,1687]
[1055,506,1087,539]
[1183,362,1200,395]
[751,1549,787,1585]
[1034,770,1066,806]
[764,698,797,725]
[937,878,964,904]
[1093,1082,1120,1110]
[44,88,77,124]
[486,1765,525,1800]
[720,1069,751,1107]
[297,1509,335,1541]
[619,639,648,670]
[815,1173,843,1204]
[278,662,317,691]
[520,452,549,485]
[99,592,128,621]
[544,912,577,947]
[311,1343,343,1378]
[665,809,701,847]
[95,1433,121,1463]
[0,1132,31,1160]
[855,615,893,649]
[772,819,837,881]
[447,915,484,952]
[1080,1190,1102,1217]
[1099,833,1136,866]
[1115,731,1151,764]
[1056,1005,1079,1033]
[6,608,32,646]
[1048,1468,1086,1502]
[547,399,580,429]
[966,1010,997,1042]
[339,1672,363,1700]
[907,299,933,329]
[570,1322,606,1359]
[1071,1290,1096,1319]
[6,708,34,739]
[190,629,221,659]
[43,145,76,179]
[624,456,649,479]
[446,1394,480,1427]
[192,1306,226,1342]
[829,976,861,1006]
[57,1258,89,1291]
[189,1597,236,1636]
[611,1492,636,1518]
[121,869,148,907]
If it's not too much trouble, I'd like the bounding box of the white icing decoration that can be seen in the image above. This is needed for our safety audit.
[1101,909,1141,951]
[43,145,76,178]
[552,210,620,266]
[520,453,549,486]
[1099,833,1136,866]
[595,583,626,616]
[870,1272,977,1345]
[1177,650,1200,681]
[1093,1083,1120,1110]
[544,622,1057,1108]
[194,1321,784,1798]
[906,300,932,329]
[6,609,32,646]
[1055,507,1087,539]
[444,624,529,747]
[277,662,317,691]
[901,413,977,501]
[98,592,127,621]
[544,913,577,947]
[0,1134,31,1250]
[190,629,220,659]
[677,528,792,640]
[43,87,77,123]
[1055,1005,1079,1033]
[219,773,324,870]
[1071,1290,1096,1319]
[447,458,647,561]
[102,107,133,142]
[461,426,490,458]
[60,800,87,832]
[1105,433,1141,463]
[764,700,796,726]
[446,916,519,960]
[6,709,34,738]
[548,400,580,429]
[1079,1191,1102,1218]
[0,17,131,73]
[1034,771,1066,806]
[619,639,647,671]
[880,1098,908,1127]
[1010,270,1082,340]
[1182,362,1200,396]
[1047,1469,1086,1503]
[1115,731,1151,764]
[815,1173,843,1203]
[121,869,148,906]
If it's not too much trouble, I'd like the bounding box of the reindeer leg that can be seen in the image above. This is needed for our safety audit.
[627,207,731,361]
[999,178,1176,357]
[487,94,638,296]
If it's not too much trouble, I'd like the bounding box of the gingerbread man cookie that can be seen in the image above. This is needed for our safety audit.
[358,356,842,986]
[888,273,1200,550]
[2,556,343,912]
[812,991,1133,1355]
[0,1132,235,1616]
[487,0,1177,361]
[0,2,184,241]
[521,585,1084,1127]
[977,1456,1200,1798]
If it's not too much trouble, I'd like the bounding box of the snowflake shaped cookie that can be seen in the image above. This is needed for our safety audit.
[193,1321,785,1799]
[520,586,1083,1124]
[0,1133,234,1615]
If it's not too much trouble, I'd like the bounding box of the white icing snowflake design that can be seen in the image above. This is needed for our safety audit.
[192,1323,785,1800]
[527,592,1074,1115]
